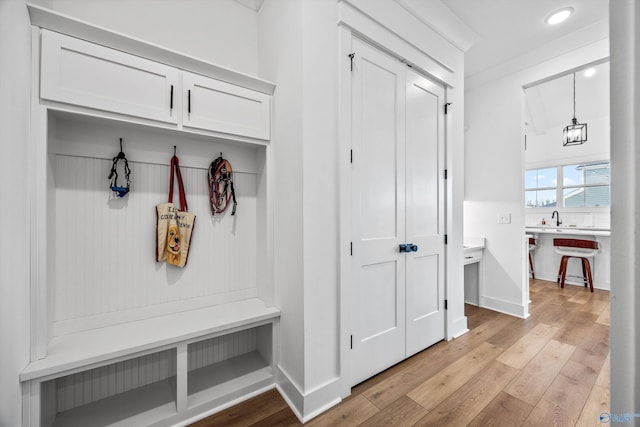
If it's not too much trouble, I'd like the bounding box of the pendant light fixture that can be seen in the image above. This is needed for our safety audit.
[563,72,587,146]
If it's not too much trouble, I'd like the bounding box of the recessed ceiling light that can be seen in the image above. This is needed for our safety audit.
[546,7,574,25]
[584,68,596,77]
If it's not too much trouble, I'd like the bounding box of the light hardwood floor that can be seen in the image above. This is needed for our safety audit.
[191,279,610,426]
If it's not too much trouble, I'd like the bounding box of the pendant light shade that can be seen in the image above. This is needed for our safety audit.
[563,73,587,146]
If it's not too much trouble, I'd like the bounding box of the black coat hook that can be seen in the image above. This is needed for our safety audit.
[173,145,177,156]
[116,138,125,159]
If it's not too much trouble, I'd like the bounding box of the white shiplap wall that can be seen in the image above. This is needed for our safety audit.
[54,349,176,412]
[188,328,257,372]
[49,113,262,335]
[54,155,258,334]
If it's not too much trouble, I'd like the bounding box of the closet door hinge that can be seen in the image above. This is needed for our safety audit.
[444,169,448,180]
[350,149,353,164]
[444,102,452,114]
[350,335,353,349]
[445,300,448,310]
[444,234,448,245]
[348,53,355,71]
[350,241,353,256]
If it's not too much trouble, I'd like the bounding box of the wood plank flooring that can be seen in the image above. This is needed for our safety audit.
[191,279,609,426]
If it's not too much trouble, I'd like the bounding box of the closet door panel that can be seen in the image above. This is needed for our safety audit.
[182,71,270,141]
[405,70,446,357]
[40,30,179,124]
[350,37,406,386]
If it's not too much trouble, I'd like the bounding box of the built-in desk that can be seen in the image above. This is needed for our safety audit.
[464,237,485,306]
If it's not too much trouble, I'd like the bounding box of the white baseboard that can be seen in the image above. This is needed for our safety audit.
[276,365,341,423]
[299,379,342,423]
[275,365,304,422]
[481,295,528,318]
[449,315,468,339]
[535,273,610,291]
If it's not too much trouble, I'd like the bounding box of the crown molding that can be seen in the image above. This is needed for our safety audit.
[394,0,479,52]
[234,0,264,12]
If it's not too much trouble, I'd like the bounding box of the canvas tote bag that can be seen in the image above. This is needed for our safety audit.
[156,155,196,268]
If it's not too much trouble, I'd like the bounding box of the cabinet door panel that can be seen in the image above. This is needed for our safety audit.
[41,30,179,124]
[183,72,270,141]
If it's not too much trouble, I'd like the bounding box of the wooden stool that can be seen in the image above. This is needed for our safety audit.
[528,237,537,279]
[553,238,599,292]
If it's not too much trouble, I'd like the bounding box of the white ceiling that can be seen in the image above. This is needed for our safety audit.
[441,0,609,78]
[524,61,609,134]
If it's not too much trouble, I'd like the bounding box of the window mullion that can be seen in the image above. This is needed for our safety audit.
[557,165,563,208]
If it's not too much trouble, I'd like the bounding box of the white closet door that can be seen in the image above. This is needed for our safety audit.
[350,38,407,386]
[405,70,446,357]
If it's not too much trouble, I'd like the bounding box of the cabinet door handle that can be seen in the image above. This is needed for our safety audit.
[188,89,191,114]
[170,85,174,110]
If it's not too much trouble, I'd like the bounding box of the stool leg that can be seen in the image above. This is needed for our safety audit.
[584,258,594,292]
[561,256,569,288]
[581,258,588,287]
[557,256,565,284]
[529,252,535,279]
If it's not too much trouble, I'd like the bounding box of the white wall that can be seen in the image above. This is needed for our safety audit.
[464,37,609,318]
[301,0,339,395]
[609,0,638,416]
[257,0,306,414]
[258,1,341,420]
[34,0,259,75]
[0,0,32,425]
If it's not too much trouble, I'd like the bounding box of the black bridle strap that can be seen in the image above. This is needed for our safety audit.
[208,155,237,216]
[108,138,131,198]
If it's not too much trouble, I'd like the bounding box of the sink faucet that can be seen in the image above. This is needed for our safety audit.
[552,210,562,226]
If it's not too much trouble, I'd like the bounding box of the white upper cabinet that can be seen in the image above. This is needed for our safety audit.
[183,71,270,141]
[41,29,180,124]
[39,29,271,142]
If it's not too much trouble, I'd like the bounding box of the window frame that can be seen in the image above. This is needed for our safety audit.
[525,160,610,210]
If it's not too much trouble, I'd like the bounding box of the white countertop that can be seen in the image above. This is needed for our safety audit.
[464,237,485,253]
[525,226,610,237]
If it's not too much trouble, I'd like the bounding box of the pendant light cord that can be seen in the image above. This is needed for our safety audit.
[572,72,576,120]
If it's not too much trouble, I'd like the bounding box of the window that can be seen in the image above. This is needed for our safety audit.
[525,167,557,208]
[525,161,610,208]
[562,162,610,207]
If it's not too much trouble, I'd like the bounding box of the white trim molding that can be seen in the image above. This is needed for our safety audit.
[276,366,341,423]
[481,295,529,319]
[394,0,479,52]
